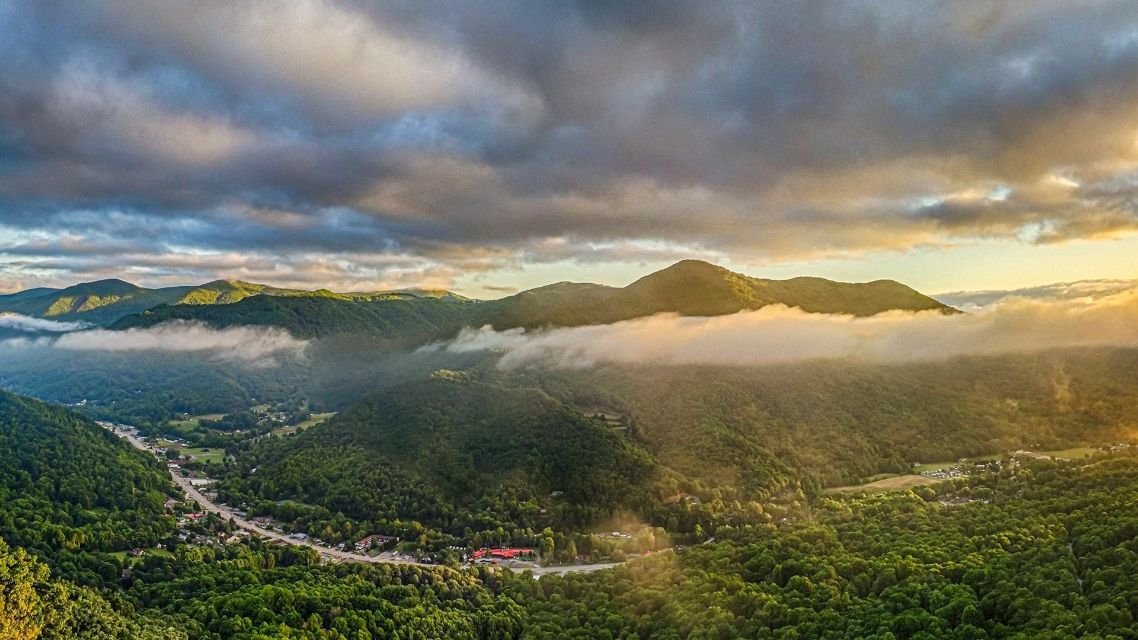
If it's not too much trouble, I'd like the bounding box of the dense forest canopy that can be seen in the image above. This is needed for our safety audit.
[0,391,174,562]
[217,349,1138,548]
[517,349,1138,491]
[217,377,660,541]
[6,404,1138,639]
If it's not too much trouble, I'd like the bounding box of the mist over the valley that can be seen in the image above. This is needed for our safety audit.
[0,313,90,333]
[0,320,307,363]
[435,286,1138,368]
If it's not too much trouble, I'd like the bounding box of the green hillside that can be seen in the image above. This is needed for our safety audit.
[0,536,183,640]
[0,391,175,567]
[521,348,1138,496]
[509,454,1138,638]
[218,347,1138,545]
[0,279,183,325]
[0,391,184,638]
[219,376,659,537]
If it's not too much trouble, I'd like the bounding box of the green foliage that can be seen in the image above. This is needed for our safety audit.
[112,294,476,340]
[519,349,1138,496]
[219,378,658,540]
[127,544,524,640]
[0,277,467,326]
[0,348,306,429]
[0,536,184,640]
[0,391,175,581]
[507,455,1138,639]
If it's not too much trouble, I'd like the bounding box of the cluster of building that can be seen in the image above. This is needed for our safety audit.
[353,534,399,552]
[918,458,1006,480]
[469,548,536,564]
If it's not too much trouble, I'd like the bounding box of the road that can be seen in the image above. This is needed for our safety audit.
[106,423,623,575]
[114,425,413,564]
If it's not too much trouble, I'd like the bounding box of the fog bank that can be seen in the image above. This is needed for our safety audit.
[434,287,1138,368]
[0,313,89,333]
[2,321,307,363]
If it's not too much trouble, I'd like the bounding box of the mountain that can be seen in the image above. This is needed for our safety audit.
[109,260,956,338]
[475,259,955,328]
[0,278,471,326]
[112,294,476,340]
[516,348,1138,495]
[219,347,1138,547]
[0,286,61,302]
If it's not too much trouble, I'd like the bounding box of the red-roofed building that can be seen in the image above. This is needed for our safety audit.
[470,547,535,561]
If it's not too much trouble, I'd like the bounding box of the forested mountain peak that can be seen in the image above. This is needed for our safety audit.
[477,260,957,329]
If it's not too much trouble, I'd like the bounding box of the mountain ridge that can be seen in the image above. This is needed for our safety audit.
[473,259,956,329]
[0,278,472,326]
[3,260,956,333]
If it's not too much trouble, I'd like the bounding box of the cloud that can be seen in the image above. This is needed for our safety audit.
[936,279,1138,310]
[433,287,1138,368]
[38,322,308,363]
[0,313,88,333]
[2,2,1138,288]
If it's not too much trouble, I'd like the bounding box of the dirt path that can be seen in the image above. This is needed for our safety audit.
[827,474,941,493]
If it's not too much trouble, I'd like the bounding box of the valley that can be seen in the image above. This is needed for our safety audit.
[1,261,1137,638]
[6,5,1138,637]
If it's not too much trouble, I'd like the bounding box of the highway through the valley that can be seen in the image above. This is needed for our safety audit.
[108,424,622,576]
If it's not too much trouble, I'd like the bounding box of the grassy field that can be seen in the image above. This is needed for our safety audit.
[167,413,225,429]
[181,447,226,464]
[108,547,173,565]
[828,474,941,493]
[272,412,337,436]
[297,412,336,429]
[157,439,226,464]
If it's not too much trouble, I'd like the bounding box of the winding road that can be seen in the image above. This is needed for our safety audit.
[106,423,621,575]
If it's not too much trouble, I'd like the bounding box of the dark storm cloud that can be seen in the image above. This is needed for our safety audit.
[2,0,1138,288]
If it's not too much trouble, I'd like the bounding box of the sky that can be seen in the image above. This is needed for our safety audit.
[1,1,1138,299]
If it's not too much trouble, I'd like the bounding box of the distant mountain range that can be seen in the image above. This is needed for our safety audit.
[0,278,468,326]
[1,260,956,337]
[935,278,1138,310]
